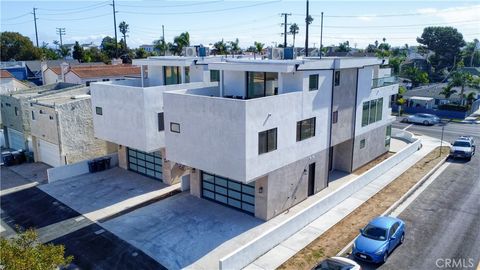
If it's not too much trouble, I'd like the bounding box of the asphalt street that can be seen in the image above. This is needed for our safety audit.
[352,119,480,270]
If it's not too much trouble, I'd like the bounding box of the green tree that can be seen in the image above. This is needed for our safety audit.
[461,39,480,67]
[58,45,71,59]
[40,42,59,60]
[396,85,407,106]
[336,41,351,52]
[119,21,129,54]
[100,36,118,59]
[402,66,429,87]
[417,26,466,72]
[447,71,475,105]
[134,48,148,59]
[0,31,41,61]
[72,41,84,62]
[439,85,457,99]
[83,47,109,63]
[229,38,241,55]
[465,92,476,106]
[388,56,405,75]
[289,23,299,47]
[254,41,264,54]
[0,229,73,270]
[154,37,168,56]
[213,39,228,55]
[172,32,190,55]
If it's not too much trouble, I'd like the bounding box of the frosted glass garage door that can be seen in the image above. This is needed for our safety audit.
[201,172,255,214]
[127,148,163,181]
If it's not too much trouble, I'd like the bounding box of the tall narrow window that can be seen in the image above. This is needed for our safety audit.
[369,99,377,124]
[360,139,366,149]
[31,111,35,120]
[334,71,341,86]
[385,125,392,147]
[164,66,181,85]
[14,107,18,116]
[309,74,319,91]
[185,66,190,83]
[362,101,370,127]
[376,98,383,122]
[247,72,278,99]
[296,118,316,141]
[258,128,277,154]
[158,113,164,131]
[332,111,338,124]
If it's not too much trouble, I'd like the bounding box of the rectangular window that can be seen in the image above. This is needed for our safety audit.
[360,139,366,149]
[362,101,370,127]
[334,71,341,86]
[5,103,11,107]
[14,107,18,116]
[369,99,377,124]
[385,125,392,147]
[185,66,190,83]
[49,115,54,120]
[309,74,319,91]
[164,66,181,85]
[296,117,316,141]
[157,113,164,131]
[332,111,338,124]
[31,111,35,120]
[210,70,220,82]
[95,106,103,115]
[102,78,110,81]
[258,128,277,154]
[170,122,180,133]
[247,72,278,99]
[376,98,383,122]
[86,81,92,86]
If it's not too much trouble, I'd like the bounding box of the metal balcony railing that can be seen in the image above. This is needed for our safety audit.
[372,76,398,89]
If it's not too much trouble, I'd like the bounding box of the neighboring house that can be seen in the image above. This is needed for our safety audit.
[403,83,480,108]
[29,87,116,167]
[0,61,40,85]
[1,83,81,152]
[43,64,141,86]
[140,44,155,53]
[91,55,398,221]
[0,70,31,94]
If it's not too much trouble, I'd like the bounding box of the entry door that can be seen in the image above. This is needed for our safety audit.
[308,163,316,196]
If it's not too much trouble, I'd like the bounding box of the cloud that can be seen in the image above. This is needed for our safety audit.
[357,16,374,22]
[416,5,480,23]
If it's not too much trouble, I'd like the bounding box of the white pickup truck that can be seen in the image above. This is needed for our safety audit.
[450,136,476,161]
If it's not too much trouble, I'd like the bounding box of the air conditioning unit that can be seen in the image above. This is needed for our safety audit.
[198,47,210,57]
[185,47,197,57]
[271,48,284,60]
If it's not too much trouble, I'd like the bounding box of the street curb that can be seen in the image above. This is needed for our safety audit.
[336,154,449,257]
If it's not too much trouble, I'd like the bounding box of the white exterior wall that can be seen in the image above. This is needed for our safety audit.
[43,69,60,85]
[64,72,82,84]
[147,65,164,86]
[378,68,392,78]
[223,70,246,96]
[164,71,332,183]
[0,78,30,94]
[355,66,398,136]
[189,65,209,82]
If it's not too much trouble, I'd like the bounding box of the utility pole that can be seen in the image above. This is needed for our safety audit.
[56,28,65,46]
[305,0,310,56]
[162,25,165,56]
[111,0,118,58]
[280,13,291,47]
[320,11,324,58]
[32,8,39,47]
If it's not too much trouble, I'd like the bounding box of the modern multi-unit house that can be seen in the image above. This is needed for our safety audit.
[91,54,398,220]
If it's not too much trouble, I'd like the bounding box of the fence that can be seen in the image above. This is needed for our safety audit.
[392,104,468,119]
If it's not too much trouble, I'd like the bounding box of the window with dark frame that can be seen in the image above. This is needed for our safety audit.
[309,74,319,91]
[210,70,220,82]
[170,122,180,133]
[258,128,277,154]
[296,117,316,141]
[332,111,338,124]
[49,115,54,120]
[385,125,392,147]
[334,70,341,86]
[360,139,366,149]
[31,111,35,120]
[247,72,278,99]
[14,107,18,116]
[163,66,181,85]
[157,113,164,131]
[95,106,102,115]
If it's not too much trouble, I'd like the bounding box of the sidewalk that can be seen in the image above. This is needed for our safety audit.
[245,135,443,270]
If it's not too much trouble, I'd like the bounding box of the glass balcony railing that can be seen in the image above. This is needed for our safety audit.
[372,76,398,89]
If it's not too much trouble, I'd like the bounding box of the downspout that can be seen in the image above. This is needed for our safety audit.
[54,107,65,165]
[350,68,360,172]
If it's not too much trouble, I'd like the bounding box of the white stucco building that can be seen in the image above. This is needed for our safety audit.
[91,55,398,220]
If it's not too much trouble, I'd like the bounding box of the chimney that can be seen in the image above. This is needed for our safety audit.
[60,62,70,82]
[41,60,48,85]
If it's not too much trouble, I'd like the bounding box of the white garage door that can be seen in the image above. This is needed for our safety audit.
[7,128,24,150]
[37,139,61,167]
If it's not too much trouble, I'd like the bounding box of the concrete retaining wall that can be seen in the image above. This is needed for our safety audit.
[47,153,119,183]
[219,138,421,270]
[392,128,415,143]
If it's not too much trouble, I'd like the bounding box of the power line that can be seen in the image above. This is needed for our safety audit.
[312,20,478,29]
[116,1,223,8]
[37,1,109,12]
[118,1,279,15]
[39,13,111,21]
[1,20,33,26]
[38,4,110,16]
[2,12,31,21]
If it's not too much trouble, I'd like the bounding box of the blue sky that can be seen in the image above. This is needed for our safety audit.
[1,1,479,49]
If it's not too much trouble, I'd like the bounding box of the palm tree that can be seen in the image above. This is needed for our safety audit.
[439,85,457,99]
[254,41,264,55]
[465,92,476,106]
[214,39,228,55]
[289,23,299,47]
[119,21,129,53]
[154,37,168,56]
[447,71,474,105]
[173,32,190,55]
[229,38,241,55]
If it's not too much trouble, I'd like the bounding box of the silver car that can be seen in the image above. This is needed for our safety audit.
[402,113,440,125]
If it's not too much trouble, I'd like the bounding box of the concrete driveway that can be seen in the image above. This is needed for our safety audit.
[101,192,263,270]
[39,167,171,219]
[1,162,50,193]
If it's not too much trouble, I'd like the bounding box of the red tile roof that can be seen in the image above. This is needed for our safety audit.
[0,70,14,78]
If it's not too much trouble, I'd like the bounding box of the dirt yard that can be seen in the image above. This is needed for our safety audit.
[278,146,449,270]
[353,152,395,176]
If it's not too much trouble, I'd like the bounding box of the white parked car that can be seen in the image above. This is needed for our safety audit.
[402,113,440,125]
[313,256,361,270]
[450,136,476,160]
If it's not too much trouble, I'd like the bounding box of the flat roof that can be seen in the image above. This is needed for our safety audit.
[32,87,90,106]
[409,96,434,101]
